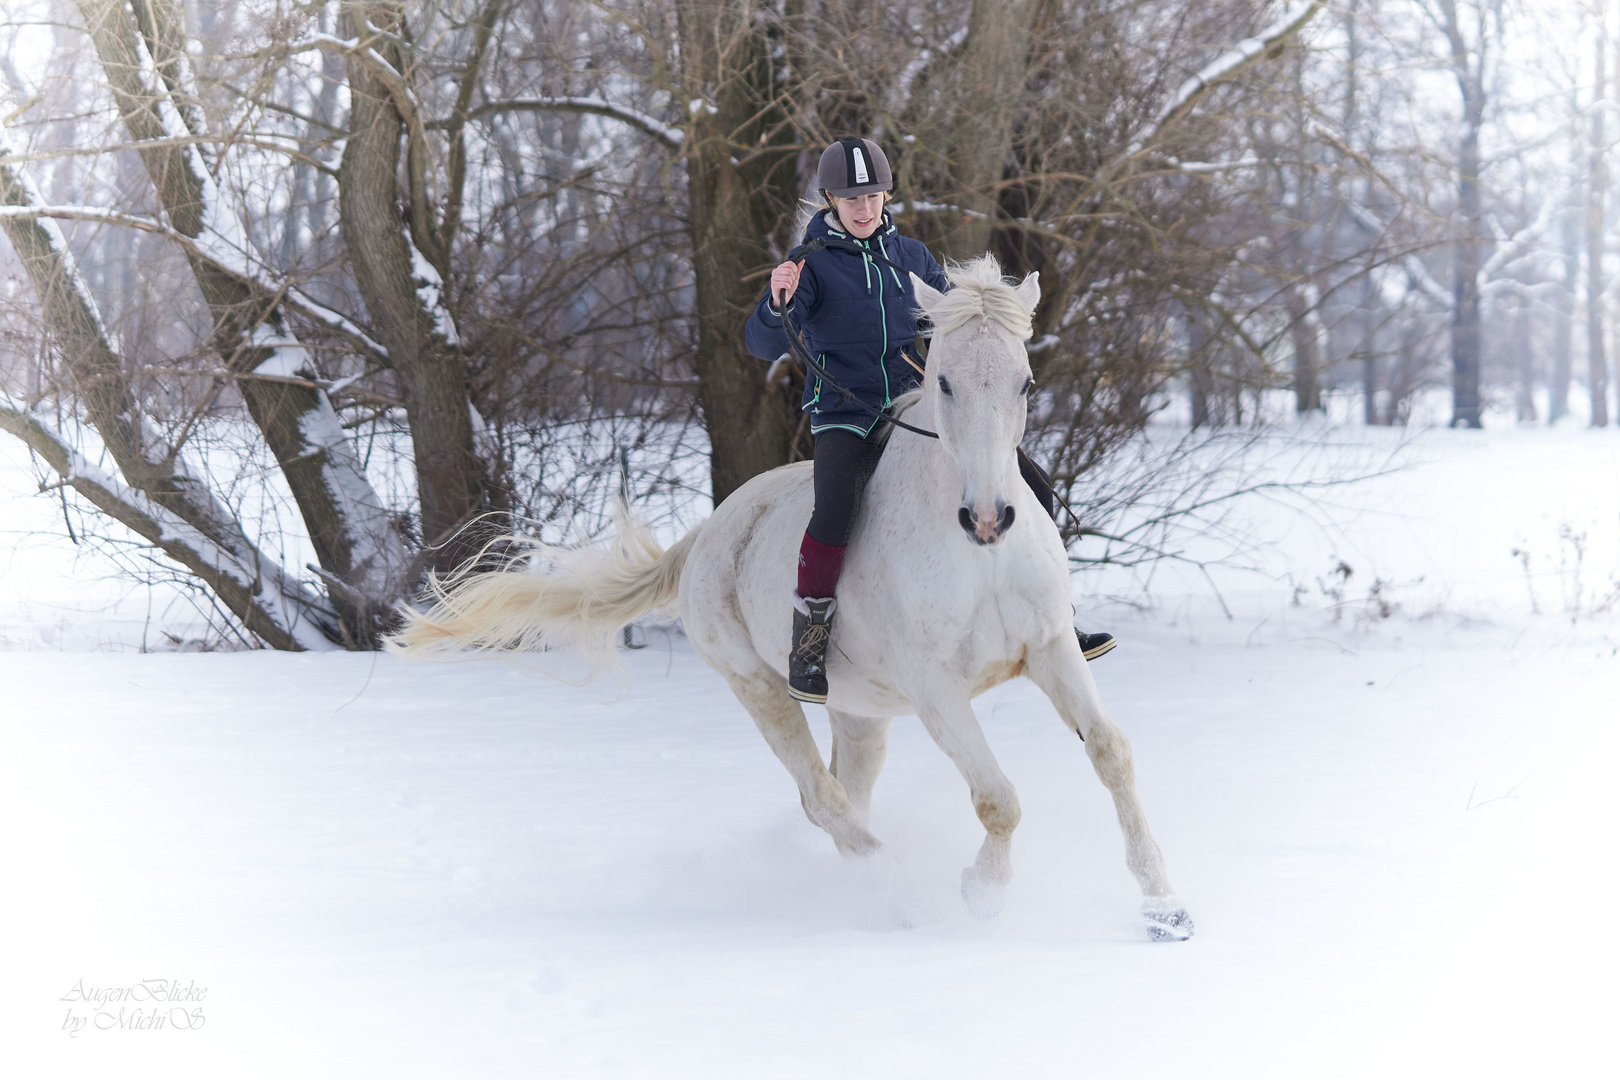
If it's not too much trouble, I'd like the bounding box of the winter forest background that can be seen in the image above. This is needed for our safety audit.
[4,4,1619,1075]
[4,0,1619,647]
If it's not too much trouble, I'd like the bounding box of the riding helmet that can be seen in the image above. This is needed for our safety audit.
[817,137,893,198]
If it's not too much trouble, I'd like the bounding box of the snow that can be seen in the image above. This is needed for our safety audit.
[1341,201,1453,309]
[407,236,461,347]
[893,199,989,220]
[249,323,315,378]
[2,421,1618,1075]
[1164,156,1261,173]
[296,401,407,596]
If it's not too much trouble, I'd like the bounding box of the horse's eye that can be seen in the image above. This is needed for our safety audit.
[1020,377,1034,396]
[938,376,954,397]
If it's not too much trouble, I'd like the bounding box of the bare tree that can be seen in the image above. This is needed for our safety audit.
[72,0,410,642]
[29,0,1581,646]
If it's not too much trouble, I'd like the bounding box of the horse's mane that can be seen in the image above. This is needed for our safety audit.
[926,255,1035,341]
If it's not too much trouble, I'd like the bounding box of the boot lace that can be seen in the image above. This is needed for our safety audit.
[795,622,830,660]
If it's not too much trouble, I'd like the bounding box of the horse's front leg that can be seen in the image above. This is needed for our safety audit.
[1026,633,1193,940]
[912,686,1022,915]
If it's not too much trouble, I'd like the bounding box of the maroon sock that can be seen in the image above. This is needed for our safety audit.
[797,531,846,600]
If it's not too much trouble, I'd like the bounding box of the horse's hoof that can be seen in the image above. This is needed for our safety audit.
[834,831,882,858]
[1142,905,1194,942]
[960,868,1005,918]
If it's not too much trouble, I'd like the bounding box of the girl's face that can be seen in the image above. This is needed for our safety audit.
[830,192,886,239]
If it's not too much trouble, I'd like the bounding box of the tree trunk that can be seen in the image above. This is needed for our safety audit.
[1514,287,1537,422]
[1288,289,1322,414]
[1552,159,1578,423]
[1354,276,1383,425]
[339,1,504,574]
[1187,310,1212,428]
[1442,0,1484,429]
[76,0,405,643]
[1452,118,1483,428]
[677,0,801,506]
[937,0,1043,261]
[1589,19,1611,427]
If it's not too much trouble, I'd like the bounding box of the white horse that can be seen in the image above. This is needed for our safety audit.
[391,255,1192,940]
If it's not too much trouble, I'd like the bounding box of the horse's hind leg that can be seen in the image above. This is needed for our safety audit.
[1026,634,1192,940]
[827,711,890,827]
[722,667,881,856]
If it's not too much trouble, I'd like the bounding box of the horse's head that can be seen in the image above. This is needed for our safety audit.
[910,256,1040,547]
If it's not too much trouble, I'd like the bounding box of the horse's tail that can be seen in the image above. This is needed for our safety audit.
[387,512,701,674]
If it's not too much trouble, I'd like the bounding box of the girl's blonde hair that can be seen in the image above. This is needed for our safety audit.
[820,189,896,209]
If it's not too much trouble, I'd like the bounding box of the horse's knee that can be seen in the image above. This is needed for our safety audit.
[973,786,1021,838]
[1084,721,1137,789]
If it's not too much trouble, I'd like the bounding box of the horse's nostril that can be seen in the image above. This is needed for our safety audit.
[998,504,1016,534]
[958,506,975,533]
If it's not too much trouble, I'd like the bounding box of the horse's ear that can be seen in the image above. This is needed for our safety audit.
[1015,270,1041,313]
[910,272,945,315]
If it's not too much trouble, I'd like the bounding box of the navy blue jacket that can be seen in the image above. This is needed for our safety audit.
[745,209,949,437]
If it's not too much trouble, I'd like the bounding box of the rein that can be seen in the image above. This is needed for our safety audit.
[774,236,940,441]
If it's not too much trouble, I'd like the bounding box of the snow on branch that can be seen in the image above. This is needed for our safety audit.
[888,25,969,115]
[1133,0,1327,157]
[891,199,988,220]
[464,98,684,150]
[0,403,339,650]
[1161,157,1262,174]
[1342,200,1452,309]
[1479,185,1569,282]
[1403,254,1452,308]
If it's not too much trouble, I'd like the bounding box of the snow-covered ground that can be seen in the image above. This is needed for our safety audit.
[2,421,1619,1077]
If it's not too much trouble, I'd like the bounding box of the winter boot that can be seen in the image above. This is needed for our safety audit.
[1077,630,1117,661]
[789,595,836,703]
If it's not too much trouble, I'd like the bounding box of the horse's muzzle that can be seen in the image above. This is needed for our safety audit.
[959,502,1015,546]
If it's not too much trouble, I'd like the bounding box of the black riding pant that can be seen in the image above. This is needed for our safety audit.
[806,425,1057,548]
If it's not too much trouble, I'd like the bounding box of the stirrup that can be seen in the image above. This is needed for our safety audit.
[789,594,836,703]
[1077,629,1117,661]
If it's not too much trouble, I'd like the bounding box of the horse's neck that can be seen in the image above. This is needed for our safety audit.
[878,409,948,504]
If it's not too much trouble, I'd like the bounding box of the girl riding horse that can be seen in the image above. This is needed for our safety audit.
[745,137,1115,703]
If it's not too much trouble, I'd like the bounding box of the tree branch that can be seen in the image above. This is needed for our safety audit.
[461,97,684,149]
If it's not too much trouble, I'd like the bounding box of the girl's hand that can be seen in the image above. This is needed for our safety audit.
[769,261,801,310]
